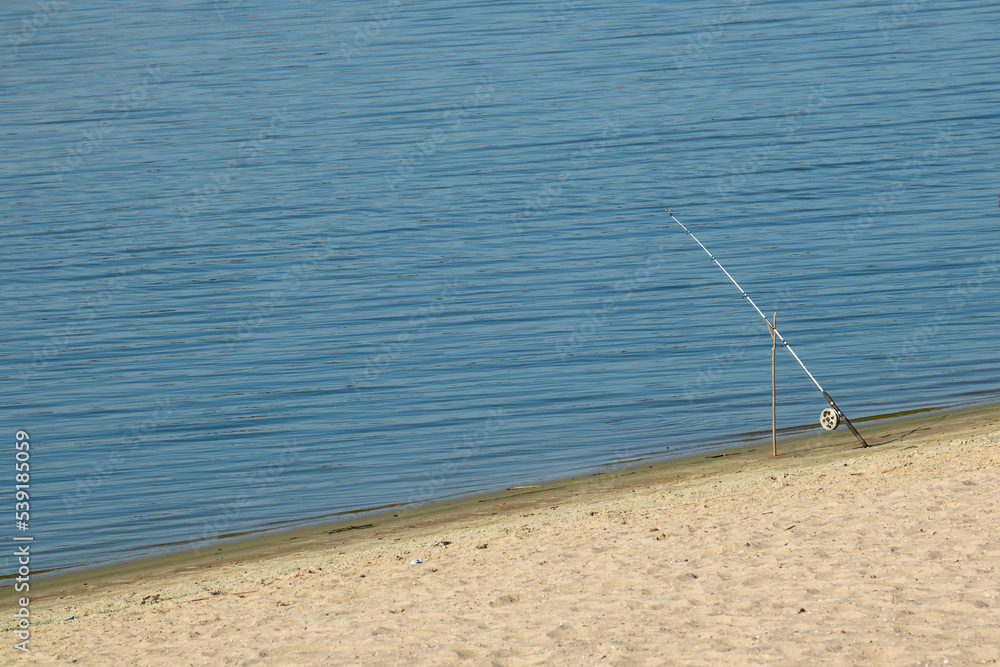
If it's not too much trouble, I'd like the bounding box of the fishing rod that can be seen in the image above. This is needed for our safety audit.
[668,209,869,448]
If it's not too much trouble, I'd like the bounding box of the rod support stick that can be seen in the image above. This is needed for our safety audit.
[669,208,870,448]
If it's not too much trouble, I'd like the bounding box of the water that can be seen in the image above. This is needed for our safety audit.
[2,0,999,576]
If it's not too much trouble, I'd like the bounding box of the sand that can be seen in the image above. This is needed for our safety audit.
[3,406,999,665]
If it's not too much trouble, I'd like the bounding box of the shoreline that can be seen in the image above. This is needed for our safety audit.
[0,401,995,663]
[3,400,995,607]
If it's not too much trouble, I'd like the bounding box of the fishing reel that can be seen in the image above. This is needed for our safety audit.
[820,408,840,431]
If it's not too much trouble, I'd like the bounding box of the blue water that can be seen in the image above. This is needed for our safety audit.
[2,0,999,576]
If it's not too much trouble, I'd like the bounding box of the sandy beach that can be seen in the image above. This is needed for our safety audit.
[3,405,999,665]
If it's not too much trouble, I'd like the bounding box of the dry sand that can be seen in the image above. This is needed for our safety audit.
[3,406,999,665]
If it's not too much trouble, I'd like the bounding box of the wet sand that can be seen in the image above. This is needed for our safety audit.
[3,404,999,665]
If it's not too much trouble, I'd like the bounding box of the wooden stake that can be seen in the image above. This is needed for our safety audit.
[771,313,777,457]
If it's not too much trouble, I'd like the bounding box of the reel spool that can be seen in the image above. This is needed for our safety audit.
[820,407,840,431]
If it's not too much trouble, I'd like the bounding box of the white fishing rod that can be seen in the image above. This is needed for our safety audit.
[669,209,869,448]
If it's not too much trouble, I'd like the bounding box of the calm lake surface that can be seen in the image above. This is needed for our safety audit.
[2,0,999,575]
